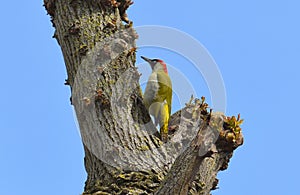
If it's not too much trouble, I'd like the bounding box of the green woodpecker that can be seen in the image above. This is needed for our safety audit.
[141,56,172,142]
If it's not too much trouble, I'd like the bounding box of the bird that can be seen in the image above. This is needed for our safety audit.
[141,56,172,142]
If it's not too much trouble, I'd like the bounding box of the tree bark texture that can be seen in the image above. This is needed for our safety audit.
[44,1,243,194]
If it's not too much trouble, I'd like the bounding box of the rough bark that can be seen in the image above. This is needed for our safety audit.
[44,1,243,195]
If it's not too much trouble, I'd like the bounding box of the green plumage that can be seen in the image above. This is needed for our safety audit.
[141,56,172,142]
[144,70,172,142]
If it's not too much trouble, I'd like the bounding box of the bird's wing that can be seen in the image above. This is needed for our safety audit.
[143,71,172,127]
[156,71,172,117]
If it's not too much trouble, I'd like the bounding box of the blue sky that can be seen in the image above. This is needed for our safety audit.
[1,1,300,195]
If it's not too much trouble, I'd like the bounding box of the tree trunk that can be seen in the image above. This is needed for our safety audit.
[44,1,243,194]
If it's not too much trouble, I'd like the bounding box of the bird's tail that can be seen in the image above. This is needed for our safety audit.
[160,103,170,143]
[160,123,168,143]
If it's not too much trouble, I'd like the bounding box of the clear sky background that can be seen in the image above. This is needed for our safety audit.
[1,1,299,195]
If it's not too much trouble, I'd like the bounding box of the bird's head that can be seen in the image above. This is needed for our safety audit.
[141,56,168,74]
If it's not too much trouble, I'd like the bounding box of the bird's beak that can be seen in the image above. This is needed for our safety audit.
[141,56,152,63]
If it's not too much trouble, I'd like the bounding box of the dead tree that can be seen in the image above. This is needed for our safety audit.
[44,1,243,194]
